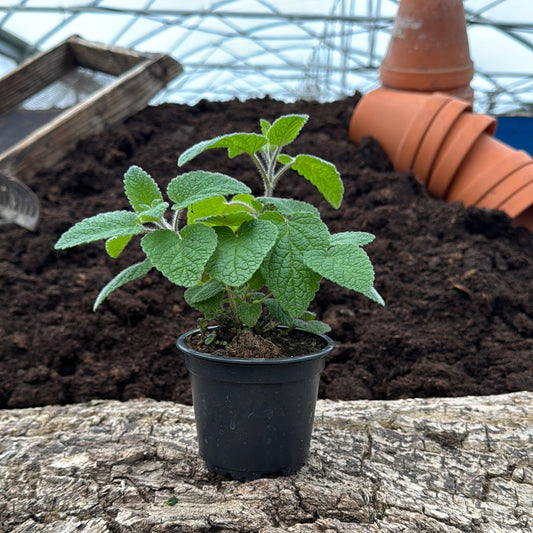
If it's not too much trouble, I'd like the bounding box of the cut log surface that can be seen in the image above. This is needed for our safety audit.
[0,393,531,532]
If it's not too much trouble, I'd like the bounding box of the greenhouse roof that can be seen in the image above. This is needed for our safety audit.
[0,0,532,114]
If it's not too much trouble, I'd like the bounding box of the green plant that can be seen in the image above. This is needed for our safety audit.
[55,114,383,337]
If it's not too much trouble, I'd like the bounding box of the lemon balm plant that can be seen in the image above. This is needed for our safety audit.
[55,114,382,340]
[55,114,383,479]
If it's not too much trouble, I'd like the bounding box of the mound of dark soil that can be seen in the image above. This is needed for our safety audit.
[1,95,532,409]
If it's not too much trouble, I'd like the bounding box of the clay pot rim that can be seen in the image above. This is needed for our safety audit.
[476,163,533,211]
[498,179,533,219]
[451,149,532,206]
[379,63,474,91]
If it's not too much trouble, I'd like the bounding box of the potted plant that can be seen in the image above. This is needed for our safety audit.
[55,114,383,479]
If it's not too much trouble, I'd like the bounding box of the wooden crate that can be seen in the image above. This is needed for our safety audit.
[0,35,182,182]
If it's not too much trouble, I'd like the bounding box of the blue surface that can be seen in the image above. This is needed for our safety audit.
[494,116,533,155]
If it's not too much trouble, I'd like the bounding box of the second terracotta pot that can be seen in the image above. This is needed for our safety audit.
[476,163,533,211]
[411,97,472,186]
[379,0,474,103]
[394,92,451,172]
[447,135,533,209]
[427,113,497,199]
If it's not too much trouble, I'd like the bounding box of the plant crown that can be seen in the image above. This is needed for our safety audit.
[55,114,383,336]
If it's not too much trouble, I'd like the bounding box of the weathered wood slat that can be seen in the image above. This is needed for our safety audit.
[0,392,530,532]
[68,37,147,76]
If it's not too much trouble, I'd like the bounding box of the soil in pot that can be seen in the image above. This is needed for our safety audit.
[1,94,532,409]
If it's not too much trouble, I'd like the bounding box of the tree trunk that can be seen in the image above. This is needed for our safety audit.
[0,392,531,532]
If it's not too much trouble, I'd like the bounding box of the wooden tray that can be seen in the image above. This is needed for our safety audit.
[0,35,182,183]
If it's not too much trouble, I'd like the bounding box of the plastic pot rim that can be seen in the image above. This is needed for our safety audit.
[177,327,335,366]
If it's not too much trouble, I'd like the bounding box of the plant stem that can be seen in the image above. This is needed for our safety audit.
[250,153,269,195]
[225,287,240,324]
[263,145,281,196]
[230,200,259,217]
[153,219,173,231]
[271,163,293,190]
[171,209,182,235]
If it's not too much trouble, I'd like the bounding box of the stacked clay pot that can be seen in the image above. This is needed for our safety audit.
[349,88,533,232]
[379,0,474,104]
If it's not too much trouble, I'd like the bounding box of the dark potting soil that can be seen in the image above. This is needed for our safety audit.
[1,95,532,409]
[185,328,329,359]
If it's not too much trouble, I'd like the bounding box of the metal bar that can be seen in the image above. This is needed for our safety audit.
[0,28,36,62]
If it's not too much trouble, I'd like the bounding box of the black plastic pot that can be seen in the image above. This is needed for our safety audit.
[177,329,334,480]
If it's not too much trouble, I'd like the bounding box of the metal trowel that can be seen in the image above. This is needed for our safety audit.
[0,171,40,231]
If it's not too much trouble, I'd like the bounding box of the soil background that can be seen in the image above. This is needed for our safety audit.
[1,95,532,409]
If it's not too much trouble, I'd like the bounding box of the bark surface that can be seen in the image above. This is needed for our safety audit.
[1,393,531,532]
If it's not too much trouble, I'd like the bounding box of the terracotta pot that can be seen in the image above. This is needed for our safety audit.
[379,0,474,103]
[498,180,533,222]
[476,163,533,211]
[447,136,532,206]
[349,88,441,164]
[427,113,497,199]
[349,87,533,232]
[411,98,472,185]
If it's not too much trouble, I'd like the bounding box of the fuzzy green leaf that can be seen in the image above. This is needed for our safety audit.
[290,154,344,209]
[292,318,331,335]
[137,201,169,223]
[141,224,217,287]
[247,269,266,291]
[190,293,223,319]
[178,133,267,166]
[330,231,375,247]
[187,196,227,223]
[237,301,262,328]
[207,219,278,286]
[55,211,143,249]
[105,234,132,258]
[277,154,293,165]
[199,211,255,228]
[187,195,256,227]
[184,279,225,317]
[263,298,294,327]
[262,213,329,316]
[184,279,225,305]
[361,286,385,306]
[93,258,152,310]
[260,118,271,136]
[167,171,251,210]
[304,243,375,293]
[263,299,330,333]
[124,165,164,213]
[266,114,308,147]
[257,197,319,216]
